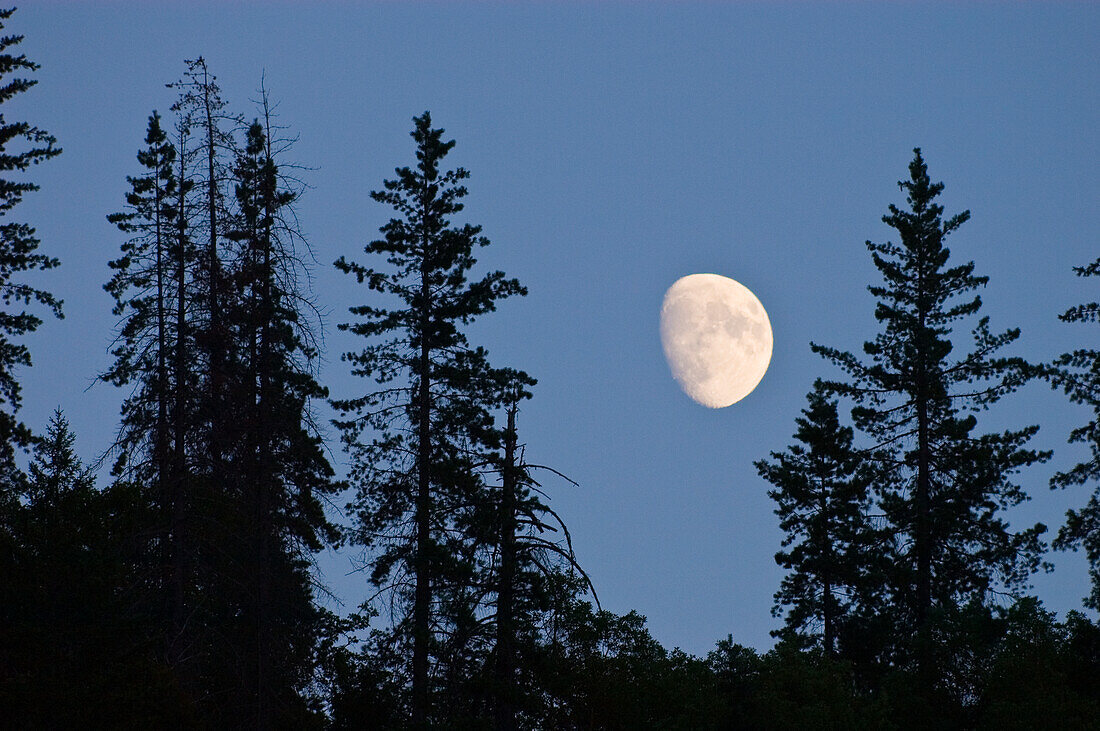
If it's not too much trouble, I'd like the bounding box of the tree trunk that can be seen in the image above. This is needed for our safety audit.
[495,397,518,731]
[820,475,834,657]
[254,145,276,730]
[915,259,933,688]
[201,63,224,472]
[412,220,432,727]
[169,125,189,670]
[153,144,171,658]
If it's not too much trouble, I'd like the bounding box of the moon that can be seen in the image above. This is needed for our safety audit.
[659,273,773,408]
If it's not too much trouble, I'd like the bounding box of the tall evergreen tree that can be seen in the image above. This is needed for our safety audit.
[755,386,877,657]
[105,111,178,490]
[0,12,64,714]
[164,102,199,678]
[1043,256,1100,609]
[168,57,239,477]
[224,103,337,725]
[811,149,1049,685]
[106,104,201,691]
[0,7,61,469]
[156,61,250,719]
[5,411,137,723]
[333,111,527,725]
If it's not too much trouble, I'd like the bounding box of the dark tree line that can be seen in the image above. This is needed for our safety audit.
[755,151,1100,724]
[0,7,1098,728]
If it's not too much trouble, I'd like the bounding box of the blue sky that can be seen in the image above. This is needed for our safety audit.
[18,3,1099,655]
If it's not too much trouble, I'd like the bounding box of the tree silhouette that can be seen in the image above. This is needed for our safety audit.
[104,112,179,583]
[224,105,337,725]
[168,57,240,481]
[485,385,594,728]
[333,111,527,725]
[103,67,337,724]
[0,7,61,471]
[1043,255,1100,609]
[811,149,1049,688]
[756,386,877,657]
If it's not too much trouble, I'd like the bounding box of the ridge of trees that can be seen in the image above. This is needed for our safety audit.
[0,7,1096,727]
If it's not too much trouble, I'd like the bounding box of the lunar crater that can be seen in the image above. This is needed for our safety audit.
[659,273,773,408]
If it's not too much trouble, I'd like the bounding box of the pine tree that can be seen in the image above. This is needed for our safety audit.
[25,409,93,501]
[811,149,1049,685]
[6,412,108,721]
[225,101,337,725]
[168,57,239,477]
[105,110,178,493]
[107,65,341,724]
[157,60,248,716]
[1044,256,1100,609]
[755,386,877,657]
[164,102,199,678]
[0,7,61,469]
[333,111,527,724]
[0,13,64,714]
[106,102,201,690]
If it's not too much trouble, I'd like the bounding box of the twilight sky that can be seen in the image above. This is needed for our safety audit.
[19,2,1099,655]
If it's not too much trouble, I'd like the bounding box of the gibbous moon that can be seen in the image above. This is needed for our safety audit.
[660,273,773,408]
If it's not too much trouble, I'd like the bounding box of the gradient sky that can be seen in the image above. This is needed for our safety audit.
[18,3,1099,655]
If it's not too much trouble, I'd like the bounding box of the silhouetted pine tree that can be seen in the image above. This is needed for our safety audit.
[755,386,877,657]
[0,12,65,716]
[168,57,239,479]
[107,65,339,724]
[224,104,337,725]
[154,61,250,719]
[105,110,178,508]
[333,111,527,725]
[162,101,201,682]
[811,149,1049,690]
[1044,256,1100,609]
[0,6,61,473]
[106,101,203,695]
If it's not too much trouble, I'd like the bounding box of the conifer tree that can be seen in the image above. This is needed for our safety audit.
[811,149,1049,684]
[0,14,64,708]
[6,411,104,721]
[156,61,249,713]
[168,57,239,476]
[105,111,177,489]
[106,103,201,687]
[333,111,527,724]
[164,104,199,676]
[1044,256,1100,609]
[224,104,337,725]
[0,7,61,469]
[755,387,877,656]
[107,67,340,724]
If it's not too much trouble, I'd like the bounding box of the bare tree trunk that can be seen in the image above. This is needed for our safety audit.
[495,397,518,731]
[200,61,224,472]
